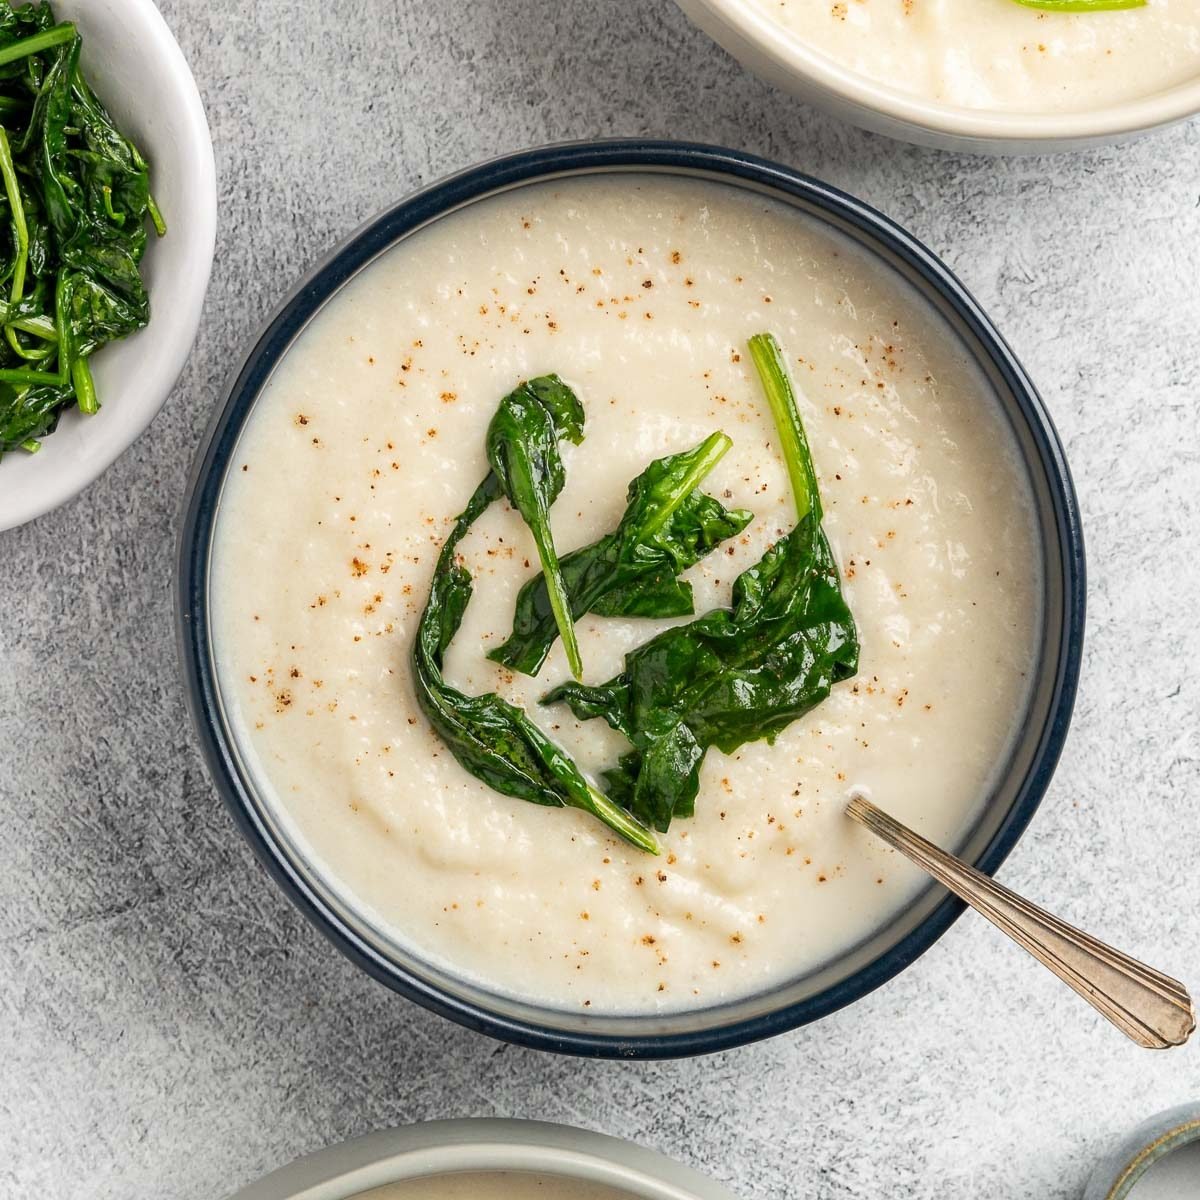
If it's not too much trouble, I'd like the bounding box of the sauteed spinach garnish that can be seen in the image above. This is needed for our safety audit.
[1013,0,1143,9]
[0,2,164,456]
[486,375,587,678]
[543,334,859,833]
[413,342,857,850]
[489,431,753,677]
[411,385,660,855]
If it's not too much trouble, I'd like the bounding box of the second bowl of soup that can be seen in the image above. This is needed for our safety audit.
[675,0,1200,152]
[228,1118,736,1200]
[179,141,1084,1057]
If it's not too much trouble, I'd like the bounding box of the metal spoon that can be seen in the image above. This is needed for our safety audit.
[846,794,1195,1049]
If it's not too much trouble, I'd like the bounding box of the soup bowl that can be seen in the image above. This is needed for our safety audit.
[228,1119,735,1200]
[177,140,1085,1059]
[674,0,1200,154]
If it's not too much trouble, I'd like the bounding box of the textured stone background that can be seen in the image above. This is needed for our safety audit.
[2,2,1199,1197]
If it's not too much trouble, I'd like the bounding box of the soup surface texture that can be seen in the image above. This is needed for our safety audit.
[355,1174,634,1200]
[742,0,1200,114]
[211,175,1041,1013]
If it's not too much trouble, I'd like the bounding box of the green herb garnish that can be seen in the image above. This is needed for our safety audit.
[489,431,753,677]
[486,375,587,678]
[412,379,660,854]
[1011,0,1145,10]
[0,2,163,456]
[543,333,859,833]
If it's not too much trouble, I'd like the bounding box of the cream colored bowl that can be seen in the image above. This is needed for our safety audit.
[674,0,1200,153]
[227,1120,736,1200]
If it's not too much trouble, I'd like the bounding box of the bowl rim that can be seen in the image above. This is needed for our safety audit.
[1083,1103,1200,1200]
[177,138,1086,1059]
[675,0,1200,146]
[227,1118,736,1200]
[0,0,217,531]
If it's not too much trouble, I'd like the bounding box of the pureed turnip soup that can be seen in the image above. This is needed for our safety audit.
[211,174,1042,1014]
[744,0,1200,115]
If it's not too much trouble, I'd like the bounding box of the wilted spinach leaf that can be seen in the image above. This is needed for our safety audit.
[543,333,859,833]
[486,375,586,678]
[489,430,753,677]
[411,380,660,854]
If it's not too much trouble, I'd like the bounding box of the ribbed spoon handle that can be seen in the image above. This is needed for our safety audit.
[846,795,1195,1049]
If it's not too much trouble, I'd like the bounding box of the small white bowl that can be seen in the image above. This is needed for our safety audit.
[226,1120,736,1200]
[674,0,1200,153]
[0,0,216,531]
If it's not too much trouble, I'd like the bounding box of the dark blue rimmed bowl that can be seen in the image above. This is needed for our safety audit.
[177,140,1085,1059]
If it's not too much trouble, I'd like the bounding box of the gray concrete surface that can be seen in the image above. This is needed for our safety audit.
[3,2,1200,1197]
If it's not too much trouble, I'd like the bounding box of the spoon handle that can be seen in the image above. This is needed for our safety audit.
[846,795,1195,1049]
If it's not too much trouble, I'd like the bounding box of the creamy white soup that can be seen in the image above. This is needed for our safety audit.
[211,175,1041,1013]
[355,1175,633,1200]
[743,0,1200,114]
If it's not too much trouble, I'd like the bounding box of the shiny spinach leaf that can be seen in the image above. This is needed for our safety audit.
[486,375,586,678]
[488,430,753,677]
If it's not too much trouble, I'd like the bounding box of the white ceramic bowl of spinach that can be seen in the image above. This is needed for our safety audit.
[0,0,216,531]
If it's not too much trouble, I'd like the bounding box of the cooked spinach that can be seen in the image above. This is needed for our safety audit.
[411,466,660,856]
[0,2,164,456]
[412,376,659,853]
[486,375,587,678]
[488,430,753,677]
[543,333,859,833]
[1012,0,1143,9]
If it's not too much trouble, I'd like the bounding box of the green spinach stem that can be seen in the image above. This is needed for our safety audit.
[100,186,125,226]
[72,357,96,414]
[0,366,64,385]
[0,126,36,364]
[5,332,51,361]
[747,332,820,523]
[1012,0,1144,9]
[147,194,167,238]
[0,22,75,67]
[0,126,28,303]
[639,430,732,540]
[9,315,57,342]
[530,509,583,679]
[586,784,660,855]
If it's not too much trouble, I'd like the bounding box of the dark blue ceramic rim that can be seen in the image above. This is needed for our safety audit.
[177,140,1086,1060]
